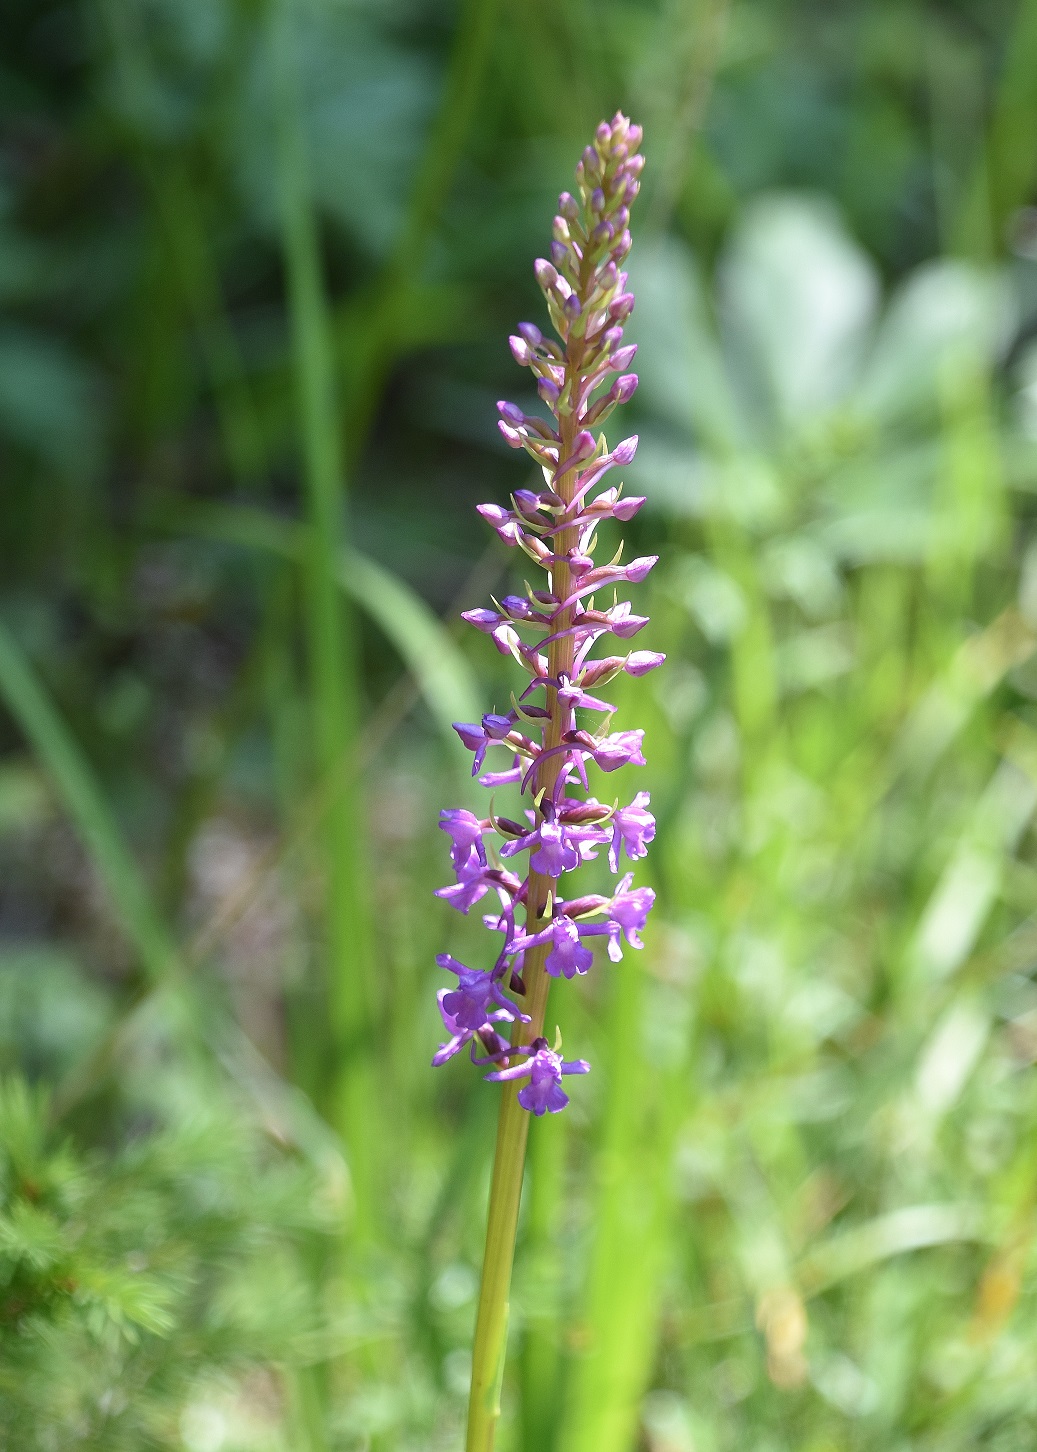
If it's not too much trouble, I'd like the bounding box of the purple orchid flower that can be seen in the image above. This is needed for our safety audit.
[438,808,485,871]
[484,1037,591,1115]
[608,791,656,871]
[431,989,515,1067]
[521,914,596,978]
[436,953,529,1030]
[604,874,657,959]
[434,851,493,914]
[431,113,657,1115]
[499,815,607,878]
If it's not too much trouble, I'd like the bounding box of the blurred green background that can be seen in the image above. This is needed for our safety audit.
[4,0,1037,1447]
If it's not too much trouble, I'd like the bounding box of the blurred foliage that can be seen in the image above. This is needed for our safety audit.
[5,0,1037,1449]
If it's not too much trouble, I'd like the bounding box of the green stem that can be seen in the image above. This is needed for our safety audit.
[466,396,581,1452]
[270,0,378,1230]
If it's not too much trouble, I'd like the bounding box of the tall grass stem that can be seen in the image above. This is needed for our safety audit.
[270,0,378,1230]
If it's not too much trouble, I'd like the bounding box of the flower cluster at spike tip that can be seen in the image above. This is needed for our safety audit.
[432,114,660,1117]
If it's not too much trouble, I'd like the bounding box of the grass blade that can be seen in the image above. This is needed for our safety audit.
[270,0,378,1227]
[0,620,177,987]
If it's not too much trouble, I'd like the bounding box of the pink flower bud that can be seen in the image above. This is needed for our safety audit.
[613,494,645,522]
[624,554,657,582]
[625,651,665,676]
[498,400,525,425]
[610,344,638,370]
[534,258,558,289]
[517,322,542,347]
[612,435,638,465]
[509,335,532,366]
[498,421,523,448]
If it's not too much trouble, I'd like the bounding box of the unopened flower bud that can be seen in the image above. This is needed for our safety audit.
[553,216,571,243]
[514,490,543,518]
[590,187,605,214]
[534,258,558,290]
[610,343,638,370]
[498,421,523,448]
[559,191,580,222]
[564,294,582,320]
[612,435,638,465]
[551,240,569,269]
[501,595,534,618]
[538,377,560,408]
[596,121,611,147]
[613,494,645,522]
[462,608,502,632]
[612,229,632,260]
[509,335,532,366]
[517,322,542,347]
[609,609,649,637]
[626,651,665,676]
[498,400,525,425]
[610,292,635,321]
[613,373,638,404]
[624,554,657,582]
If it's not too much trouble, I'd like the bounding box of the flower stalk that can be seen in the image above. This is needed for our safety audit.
[428,114,657,1451]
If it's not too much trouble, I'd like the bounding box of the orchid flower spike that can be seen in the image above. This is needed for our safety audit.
[432,110,659,1113]
[453,111,659,1452]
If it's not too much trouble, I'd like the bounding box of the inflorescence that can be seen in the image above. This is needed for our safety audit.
[432,113,660,1116]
